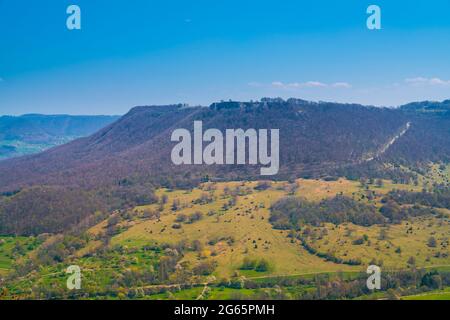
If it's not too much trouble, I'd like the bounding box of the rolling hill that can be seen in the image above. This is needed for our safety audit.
[0,99,449,300]
[0,98,449,235]
[1,98,449,191]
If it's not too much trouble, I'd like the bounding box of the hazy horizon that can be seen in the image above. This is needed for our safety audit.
[1,96,449,117]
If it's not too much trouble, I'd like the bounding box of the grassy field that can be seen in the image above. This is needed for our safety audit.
[109,180,363,278]
[87,178,445,280]
[403,287,450,300]
[2,174,449,300]
[3,244,163,298]
[415,163,450,187]
[0,236,39,275]
[144,285,314,300]
[305,217,450,269]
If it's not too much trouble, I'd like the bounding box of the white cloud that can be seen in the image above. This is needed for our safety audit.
[405,77,450,86]
[331,82,352,88]
[248,81,263,87]
[279,81,326,88]
[271,81,285,87]
[301,81,327,88]
[266,81,351,89]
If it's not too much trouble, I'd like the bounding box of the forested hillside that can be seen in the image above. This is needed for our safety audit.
[0,98,449,235]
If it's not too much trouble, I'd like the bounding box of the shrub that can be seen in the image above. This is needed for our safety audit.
[240,257,257,270]
[428,237,437,248]
[175,214,187,223]
[352,237,365,245]
[255,259,270,272]
[193,260,217,276]
[188,212,203,224]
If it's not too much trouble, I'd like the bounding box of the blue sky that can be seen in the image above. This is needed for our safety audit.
[1,0,450,115]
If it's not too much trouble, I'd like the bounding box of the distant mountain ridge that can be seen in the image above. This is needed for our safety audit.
[0,114,120,159]
[0,98,448,192]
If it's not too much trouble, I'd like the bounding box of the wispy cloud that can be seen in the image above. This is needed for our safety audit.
[405,77,450,86]
[331,82,352,88]
[248,81,263,87]
[267,81,351,89]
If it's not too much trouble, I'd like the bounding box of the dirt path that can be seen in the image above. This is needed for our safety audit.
[363,122,411,162]
[196,284,209,300]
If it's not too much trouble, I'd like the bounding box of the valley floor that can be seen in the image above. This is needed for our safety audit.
[1,166,449,300]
